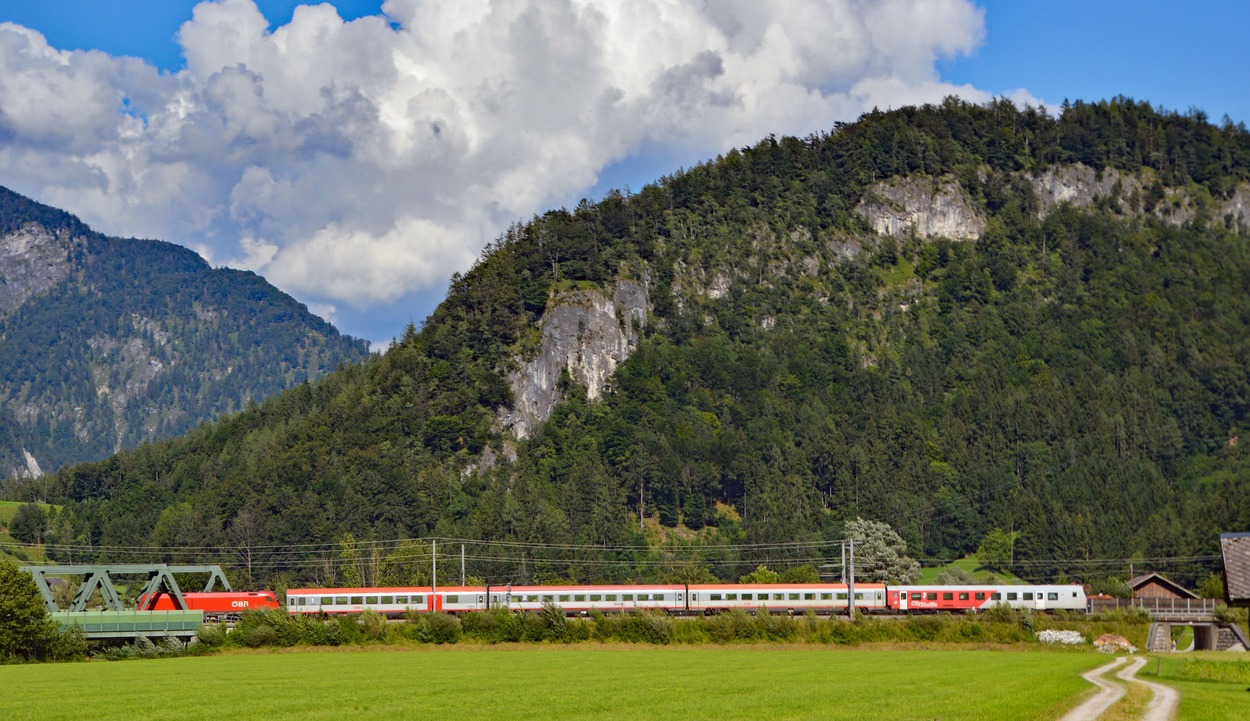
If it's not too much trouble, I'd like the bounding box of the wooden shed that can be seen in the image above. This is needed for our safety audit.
[1128,572,1199,600]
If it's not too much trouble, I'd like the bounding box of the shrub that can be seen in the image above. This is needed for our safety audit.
[195,623,227,648]
[358,610,388,642]
[907,615,947,641]
[426,613,462,644]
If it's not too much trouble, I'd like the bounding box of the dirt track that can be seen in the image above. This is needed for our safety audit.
[1057,656,1178,721]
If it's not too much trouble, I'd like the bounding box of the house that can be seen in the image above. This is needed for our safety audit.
[1128,572,1199,600]
[1219,532,1250,607]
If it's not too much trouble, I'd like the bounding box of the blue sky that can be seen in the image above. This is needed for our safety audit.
[0,1,1246,348]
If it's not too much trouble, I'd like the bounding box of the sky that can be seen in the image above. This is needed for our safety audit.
[0,1,1246,350]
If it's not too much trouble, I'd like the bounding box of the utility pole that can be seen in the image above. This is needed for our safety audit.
[848,539,857,618]
[461,544,466,586]
[432,539,437,597]
[841,543,847,583]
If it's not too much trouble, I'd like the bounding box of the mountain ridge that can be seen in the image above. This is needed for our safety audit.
[0,186,372,477]
[11,97,1250,588]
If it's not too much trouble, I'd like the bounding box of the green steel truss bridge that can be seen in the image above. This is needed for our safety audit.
[21,564,230,640]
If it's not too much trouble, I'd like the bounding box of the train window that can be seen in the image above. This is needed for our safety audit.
[773,593,784,601]
[741,593,752,601]
[1023,593,1034,601]
[366,596,379,604]
[335,596,348,605]
[788,593,799,601]
[397,596,408,604]
[991,593,1001,601]
[820,593,832,601]
[854,593,863,600]
[727,594,738,601]
[804,593,815,601]
[381,596,393,604]
[559,595,570,603]
[606,594,617,601]
[837,593,847,600]
[958,593,969,601]
[1047,593,1058,601]
[1006,593,1018,601]
[413,596,425,604]
[526,595,538,603]
[974,593,985,601]
[445,595,459,604]
[350,596,363,605]
[942,593,953,601]
[321,597,333,605]
[574,595,585,602]
[590,595,601,602]
[711,593,722,601]
[1072,592,1078,598]
[622,594,633,601]
[541,595,553,603]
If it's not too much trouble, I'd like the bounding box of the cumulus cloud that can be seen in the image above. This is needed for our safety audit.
[0,0,1002,319]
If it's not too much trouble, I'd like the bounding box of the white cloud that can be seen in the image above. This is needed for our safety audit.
[0,0,997,313]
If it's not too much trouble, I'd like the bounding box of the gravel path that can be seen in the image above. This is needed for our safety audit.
[1058,657,1130,721]
[1057,655,1179,721]
[1116,658,1179,721]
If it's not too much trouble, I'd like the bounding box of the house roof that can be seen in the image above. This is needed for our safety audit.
[1128,572,1199,599]
[1220,532,1250,606]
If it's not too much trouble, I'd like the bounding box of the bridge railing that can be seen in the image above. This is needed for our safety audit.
[1089,597,1220,616]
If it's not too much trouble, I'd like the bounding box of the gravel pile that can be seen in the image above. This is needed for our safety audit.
[1037,629,1086,645]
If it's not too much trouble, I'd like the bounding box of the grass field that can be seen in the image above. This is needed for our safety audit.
[1143,653,1250,721]
[0,500,52,564]
[917,556,1023,584]
[0,647,1105,721]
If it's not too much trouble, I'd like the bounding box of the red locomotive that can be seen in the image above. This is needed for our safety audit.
[139,590,280,619]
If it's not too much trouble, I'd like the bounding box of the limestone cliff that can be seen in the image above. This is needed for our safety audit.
[855,175,985,240]
[0,224,84,318]
[502,280,648,438]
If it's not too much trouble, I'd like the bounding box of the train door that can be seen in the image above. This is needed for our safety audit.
[899,591,908,612]
[676,591,684,613]
[478,594,485,610]
[689,592,699,613]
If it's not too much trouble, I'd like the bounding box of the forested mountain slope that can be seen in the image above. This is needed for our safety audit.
[0,188,371,478]
[20,98,1250,587]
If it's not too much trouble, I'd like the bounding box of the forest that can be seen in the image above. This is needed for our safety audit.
[0,187,371,474]
[5,97,1250,590]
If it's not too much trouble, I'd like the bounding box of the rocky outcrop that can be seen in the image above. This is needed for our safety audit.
[1221,183,1250,230]
[0,224,84,317]
[1029,164,1143,217]
[856,175,985,240]
[502,280,648,438]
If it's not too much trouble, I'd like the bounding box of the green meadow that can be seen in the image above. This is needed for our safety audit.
[1143,653,1250,721]
[1,647,1104,721]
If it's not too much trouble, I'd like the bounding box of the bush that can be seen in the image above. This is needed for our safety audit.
[358,610,388,642]
[705,608,758,643]
[907,615,947,641]
[195,623,227,648]
[425,613,461,644]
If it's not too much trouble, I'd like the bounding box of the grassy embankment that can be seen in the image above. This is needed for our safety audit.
[0,500,45,564]
[1142,653,1250,721]
[0,647,1105,721]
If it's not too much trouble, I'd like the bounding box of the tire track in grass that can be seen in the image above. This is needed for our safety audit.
[1116,658,1178,721]
[1058,656,1130,721]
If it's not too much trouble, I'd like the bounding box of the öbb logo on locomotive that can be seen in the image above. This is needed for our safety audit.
[153,582,1088,619]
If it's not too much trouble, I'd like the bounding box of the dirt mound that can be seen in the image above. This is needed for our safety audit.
[1093,633,1137,654]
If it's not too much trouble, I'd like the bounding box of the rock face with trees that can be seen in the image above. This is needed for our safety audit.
[0,188,371,480]
[9,98,1250,588]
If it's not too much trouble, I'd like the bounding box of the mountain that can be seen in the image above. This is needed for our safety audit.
[18,97,1250,588]
[0,187,371,478]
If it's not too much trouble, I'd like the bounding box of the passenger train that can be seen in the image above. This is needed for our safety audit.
[153,582,1088,618]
